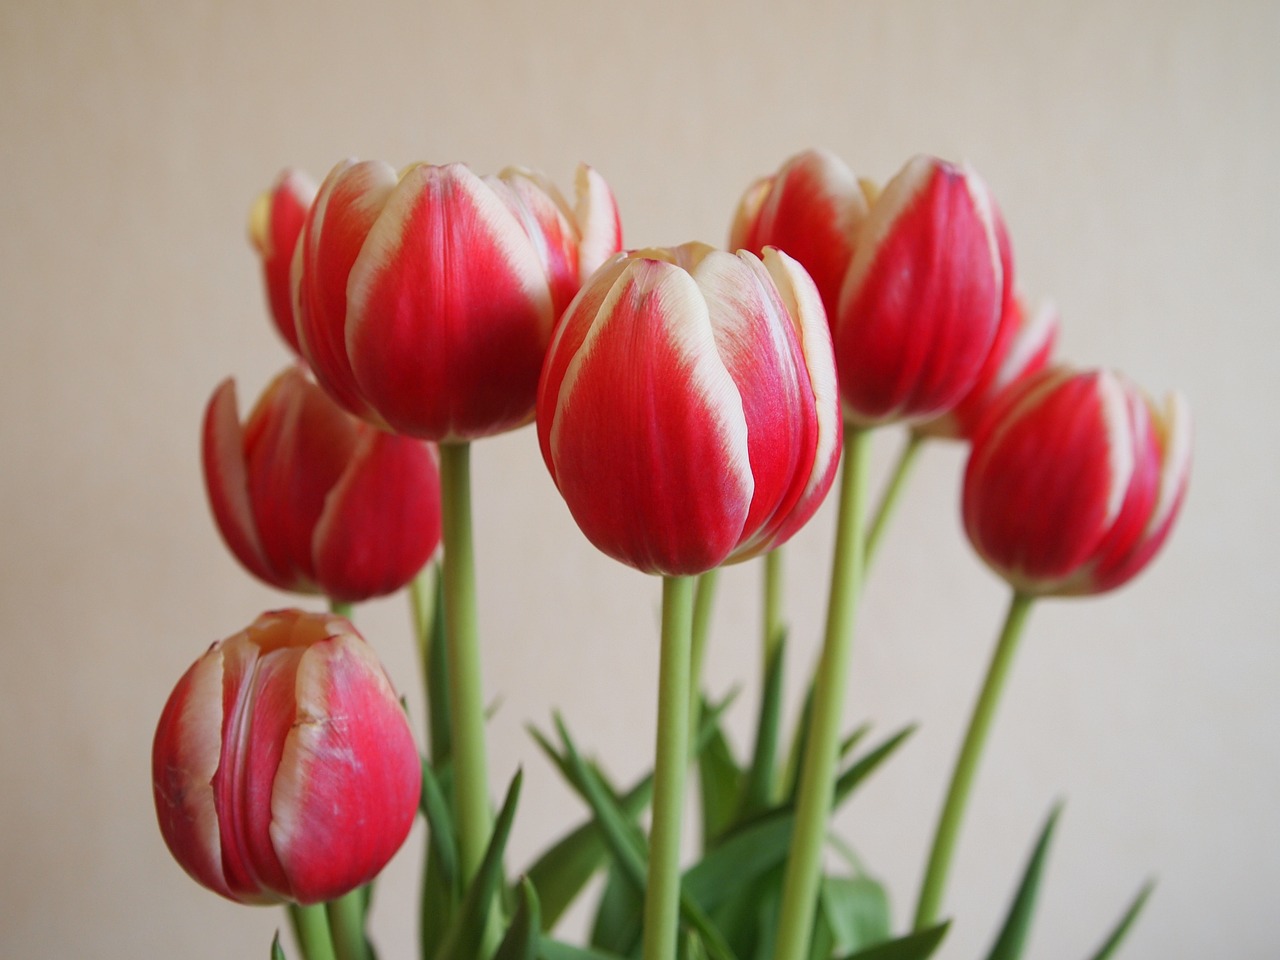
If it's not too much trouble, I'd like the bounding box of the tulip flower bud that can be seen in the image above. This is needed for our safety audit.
[152,609,421,905]
[202,366,441,603]
[835,155,1006,426]
[293,158,622,440]
[916,292,1059,441]
[536,243,842,576]
[963,368,1191,596]
[729,148,869,319]
[249,170,317,356]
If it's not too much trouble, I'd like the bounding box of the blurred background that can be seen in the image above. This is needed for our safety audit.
[1,1,1275,957]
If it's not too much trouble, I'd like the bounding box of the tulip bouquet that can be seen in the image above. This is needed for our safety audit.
[153,148,1190,960]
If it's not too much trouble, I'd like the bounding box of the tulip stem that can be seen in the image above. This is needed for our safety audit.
[326,889,372,960]
[288,903,337,960]
[438,442,494,884]
[688,568,719,736]
[864,430,926,572]
[642,574,696,960]
[772,427,872,960]
[913,590,1035,931]
[763,548,785,671]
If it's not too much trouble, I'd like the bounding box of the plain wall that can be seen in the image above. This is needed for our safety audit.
[1,1,1276,958]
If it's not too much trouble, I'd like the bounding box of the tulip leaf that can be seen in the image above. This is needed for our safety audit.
[421,569,452,766]
[837,921,951,960]
[681,928,711,960]
[683,811,794,914]
[833,724,916,811]
[271,931,288,960]
[539,940,630,960]
[494,878,542,960]
[819,875,892,954]
[436,770,524,960]
[983,804,1063,960]
[419,761,461,901]
[737,637,787,822]
[1084,881,1155,960]
[550,716,739,960]
[525,773,653,931]
[699,702,745,847]
[589,862,643,953]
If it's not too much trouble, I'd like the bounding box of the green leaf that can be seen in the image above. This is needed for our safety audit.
[837,922,950,960]
[423,570,452,766]
[683,813,794,914]
[737,637,787,821]
[538,940,631,960]
[832,725,916,810]
[270,931,288,960]
[984,804,1063,960]
[419,761,461,902]
[820,875,892,953]
[589,862,642,953]
[698,699,745,847]
[494,878,542,960]
[1084,881,1155,960]
[436,770,524,960]
[525,774,653,931]
[681,928,711,960]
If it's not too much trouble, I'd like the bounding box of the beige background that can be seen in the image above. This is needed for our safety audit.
[1,1,1275,958]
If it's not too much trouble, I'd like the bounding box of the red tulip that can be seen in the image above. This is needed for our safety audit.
[729,148,869,320]
[292,159,621,440]
[963,368,1191,596]
[249,169,317,356]
[152,609,421,905]
[536,243,842,576]
[202,366,441,603]
[835,155,1005,426]
[917,292,1059,441]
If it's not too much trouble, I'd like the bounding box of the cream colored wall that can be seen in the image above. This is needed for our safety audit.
[1,1,1275,957]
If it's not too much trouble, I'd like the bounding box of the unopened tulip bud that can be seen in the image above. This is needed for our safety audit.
[537,243,842,576]
[293,158,622,440]
[963,368,1191,596]
[917,292,1059,441]
[152,609,421,905]
[835,155,1005,426]
[202,366,441,603]
[249,170,317,356]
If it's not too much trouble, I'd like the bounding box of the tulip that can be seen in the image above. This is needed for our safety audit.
[835,154,1005,426]
[202,365,441,603]
[963,367,1192,597]
[292,158,621,440]
[152,609,421,905]
[536,242,842,577]
[916,292,1059,441]
[249,169,317,356]
[728,148,869,319]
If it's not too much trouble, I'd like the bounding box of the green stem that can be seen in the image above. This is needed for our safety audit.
[325,889,371,960]
[913,590,1035,931]
[688,568,719,735]
[642,575,696,960]
[863,431,926,572]
[763,548,784,671]
[772,428,872,960]
[330,600,355,620]
[438,442,493,882]
[288,903,336,960]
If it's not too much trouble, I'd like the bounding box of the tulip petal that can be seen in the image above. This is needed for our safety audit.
[546,257,752,575]
[250,170,317,355]
[312,430,441,603]
[347,162,555,440]
[294,159,398,423]
[202,379,286,590]
[489,167,581,316]
[573,163,623,281]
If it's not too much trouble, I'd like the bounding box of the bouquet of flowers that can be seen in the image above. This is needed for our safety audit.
[152,148,1191,960]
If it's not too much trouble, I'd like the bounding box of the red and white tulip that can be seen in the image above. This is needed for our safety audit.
[202,366,441,603]
[835,155,1005,426]
[536,243,842,576]
[249,169,317,357]
[152,609,421,905]
[292,159,621,440]
[963,368,1192,596]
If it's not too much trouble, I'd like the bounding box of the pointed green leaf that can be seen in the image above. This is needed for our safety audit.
[419,761,461,902]
[683,812,794,914]
[1085,881,1155,960]
[436,770,524,960]
[837,922,950,960]
[820,875,892,953]
[538,940,631,960]
[984,804,1063,960]
[423,570,452,765]
[589,862,642,953]
[833,725,916,810]
[738,637,787,821]
[681,928,711,960]
[699,712,745,847]
[271,931,288,960]
[494,878,542,960]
